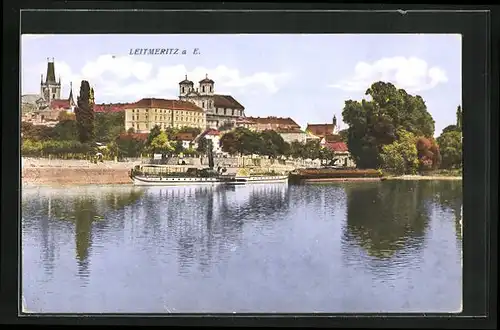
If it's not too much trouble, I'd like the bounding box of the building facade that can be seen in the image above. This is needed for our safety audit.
[245,116,301,132]
[276,128,308,144]
[124,98,206,133]
[178,75,245,129]
[305,115,338,139]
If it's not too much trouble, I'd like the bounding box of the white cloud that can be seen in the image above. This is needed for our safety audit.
[329,56,448,92]
[23,54,293,102]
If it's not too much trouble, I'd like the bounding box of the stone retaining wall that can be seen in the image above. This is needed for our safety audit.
[22,167,133,185]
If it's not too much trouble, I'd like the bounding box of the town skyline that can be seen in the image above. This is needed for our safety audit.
[21,34,461,136]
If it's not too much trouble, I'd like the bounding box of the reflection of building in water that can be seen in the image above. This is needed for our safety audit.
[40,195,57,277]
[142,184,291,274]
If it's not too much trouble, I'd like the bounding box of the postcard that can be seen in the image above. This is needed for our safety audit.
[21,33,463,314]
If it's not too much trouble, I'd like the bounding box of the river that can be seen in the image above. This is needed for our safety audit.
[21,181,463,313]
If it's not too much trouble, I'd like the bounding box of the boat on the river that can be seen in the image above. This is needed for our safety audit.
[130,142,228,186]
[130,166,226,186]
[223,168,289,185]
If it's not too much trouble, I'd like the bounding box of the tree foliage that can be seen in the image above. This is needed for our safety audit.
[437,130,462,169]
[149,131,174,154]
[94,112,125,142]
[53,119,79,141]
[75,80,95,143]
[380,129,419,175]
[416,137,441,171]
[342,81,435,169]
[146,125,162,146]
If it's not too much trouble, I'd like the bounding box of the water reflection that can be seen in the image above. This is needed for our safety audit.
[22,187,146,281]
[22,182,462,313]
[22,184,291,280]
[139,184,291,274]
[342,181,462,277]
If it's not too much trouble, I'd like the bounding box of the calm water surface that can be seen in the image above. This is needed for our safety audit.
[22,181,463,313]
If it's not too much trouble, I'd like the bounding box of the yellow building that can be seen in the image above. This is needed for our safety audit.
[125,98,206,133]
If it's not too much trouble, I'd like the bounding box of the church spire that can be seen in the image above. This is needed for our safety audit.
[68,81,74,101]
[46,58,56,83]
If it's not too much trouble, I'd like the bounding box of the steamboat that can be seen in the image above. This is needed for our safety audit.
[130,144,228,186]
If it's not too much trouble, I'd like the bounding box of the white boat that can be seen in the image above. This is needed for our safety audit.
[130,164,226,186]
[226,175,289,185]
[132,174,224,186]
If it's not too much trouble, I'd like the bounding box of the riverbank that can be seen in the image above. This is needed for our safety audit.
[383,175,462,181]
[22,166,133,186]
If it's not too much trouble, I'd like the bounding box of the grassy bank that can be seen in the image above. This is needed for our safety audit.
[381,169,462,180]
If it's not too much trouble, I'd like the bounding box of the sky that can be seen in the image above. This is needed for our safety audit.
[21,34,461,136]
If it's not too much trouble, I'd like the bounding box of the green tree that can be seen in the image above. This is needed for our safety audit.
[174,140,184,154]
[178,126,201,137]
[342,81,435,169]
[22,123,55,141]
[303,140,322,159]
[437,130,462,169]
[150,131,174,154]
[456,105,462,131]
[259,130,287,158]
[219,132,239,155]
[164,127,179,140]
[94,112,125,142]
[380,129,419,175]
[338,129,348,142]
[146,125,162,146]
[442,125,458,134]
[197,137,210,154]
[233,127,261,155]
[115,135,145,158]
[75,80,95,143]
[53,119,79,141]
[289,141,304,159]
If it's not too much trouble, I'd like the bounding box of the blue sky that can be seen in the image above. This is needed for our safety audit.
[21,34,461,136]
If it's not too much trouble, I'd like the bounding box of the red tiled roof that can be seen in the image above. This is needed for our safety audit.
[126,98,204,112]
[94,103,130,113]
[235,117,256,124]
[174,132,195,141]
[306,124,335,137]
[50,99,71,109]
[204,129,221,136]
[325,141,348,152]
[275,128,304,134]
[213,95,244,110]
[246,116,300,128]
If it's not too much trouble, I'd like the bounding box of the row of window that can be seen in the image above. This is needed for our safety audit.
[181,85,213,94]
[130,123,204,130]
[131,116,204,122]
[131,108,203,116]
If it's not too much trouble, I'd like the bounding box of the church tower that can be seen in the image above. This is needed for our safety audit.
[199,74,214,96]
[40,58,61,103]
[179,75,194,97]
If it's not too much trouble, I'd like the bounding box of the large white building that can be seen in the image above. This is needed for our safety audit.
[178,75,245,129]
